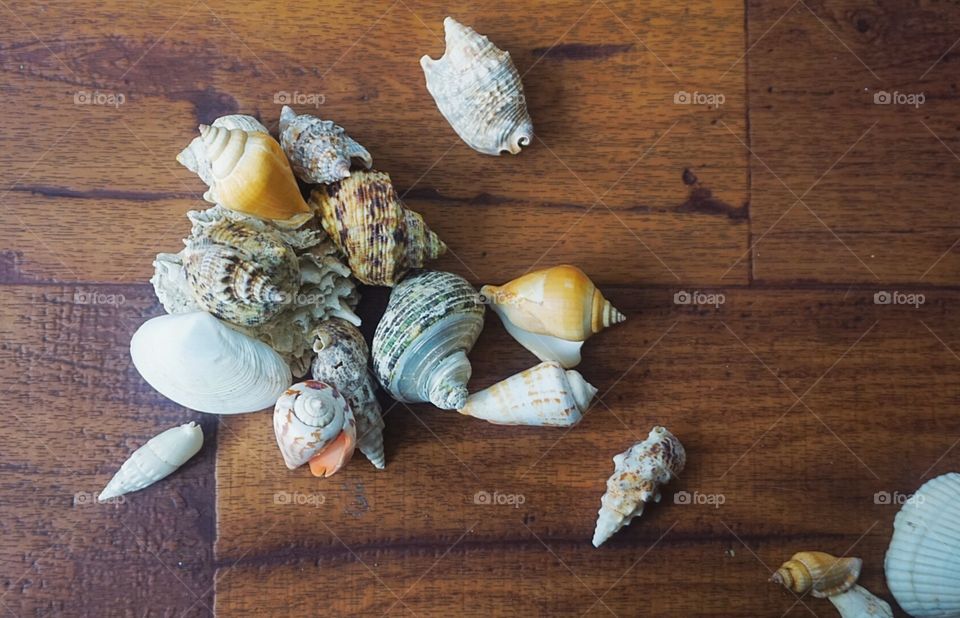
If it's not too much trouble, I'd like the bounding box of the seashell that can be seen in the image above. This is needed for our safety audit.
[482,265,625,368]
[182,216,300,327]
[177,115,266,188]
[885,472,960,618]
[593,426,685,547]
[279,105,372,184]
[309,170,447,286]
[458,361,596,426]
[420,17,534,155]
[829,586,893,618]
[131,312,292,414]
[177,125,311,226]
[99,422,203,502]
[312,319,385,469]
[213,114,269,133]
[372,270,485,410]
[771,552,862,599]
[273,380,356,476]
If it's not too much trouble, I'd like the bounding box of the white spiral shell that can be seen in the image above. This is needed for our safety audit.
[273,380,356,470]
[99,422,204,502]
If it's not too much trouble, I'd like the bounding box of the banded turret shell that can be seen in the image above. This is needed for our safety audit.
[309,170,447,286]
[99,422,204,502]
[176,114,267,188]
[459,361,596,427]
[279,105,372,184]
[372,270,485,410]
[273,380,357,477]
[312,319,386,469]
[421,17,534,155]
[593,426,685,547]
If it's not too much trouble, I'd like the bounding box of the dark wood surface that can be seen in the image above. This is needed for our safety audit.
[1,0,957,616]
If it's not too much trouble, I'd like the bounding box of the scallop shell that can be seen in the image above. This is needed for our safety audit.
[593,426,686,547]
[885,472,960,618]
[99,422,204,502]
[312,319,385,469]
[279,105,372,184]
[130,312,292,414]
[177,125,311,226]
[458,361,596,426]
[372,270,485,410]
[771,552,863,599]
[421,16,534,155]
[273,380,356,474]
[482,265,625,368]
[309,170,447,286]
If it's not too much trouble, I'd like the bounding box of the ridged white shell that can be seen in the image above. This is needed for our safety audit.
[130,312,292,414]
[885,472,960,618]
[459,361,596,426]
[99,422,204,501]
[273,381,356,469]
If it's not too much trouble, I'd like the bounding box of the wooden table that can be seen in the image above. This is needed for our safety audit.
[2,1,958,615]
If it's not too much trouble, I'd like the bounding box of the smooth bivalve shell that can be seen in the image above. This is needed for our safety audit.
[279,105,372,184]
[312,319,385,469]
[885,472,960,618]
[372,270,485,410]
[130,312,292,414]
[771,552,862,598]
[421,17,534,155]
[459,361,596,426]
[273,380,356,476]
[99,422,204,502]
[593,426,685,547]
[310,170,446,286]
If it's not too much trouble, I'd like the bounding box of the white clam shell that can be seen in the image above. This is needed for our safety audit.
[130,312,292,414]
[99,422,204,502]
[459,361,596,426]
[273,381,356,469]
[885,472,960,618]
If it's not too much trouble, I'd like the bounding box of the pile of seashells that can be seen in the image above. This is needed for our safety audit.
[97,16,959,615]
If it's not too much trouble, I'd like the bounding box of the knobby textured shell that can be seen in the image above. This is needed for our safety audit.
[310,170,447,286]
[177,125,311,226]
[771,552,863,599]
[421,16,534,155]
[372,270,485,410]
[273,381,356,473]
[458,361,596,426]
[279,105,372,184]
[312,319,385,469]
[593,426,686,547]
[482,265,625,368]
[885,472,960,618]
[99,422,204,502]
[130,312,292,414]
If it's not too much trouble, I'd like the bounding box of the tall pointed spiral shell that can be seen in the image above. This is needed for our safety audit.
[312,319,386,469]
[771,552,863,599]
[99,422,204,502]
[309,170,447,286]
[593,426,686,547]
[279,106,372,184]
[273,380,356,470]
[421,17,534,155]
[372,270,485,410]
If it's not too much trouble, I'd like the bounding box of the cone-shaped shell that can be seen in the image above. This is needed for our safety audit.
[771,552,863,599]
[99,422,204,502]
[310,170,446,286]
[420,17,534,155]
[372,270,485,410]
[593,426,685,547]
[130,312,292,414]
[273,380,356,471]
[312,319,385,469]
[885,472,960,618]
[279,106,372,184]
[177,125,311,226]
[459,361,596,426]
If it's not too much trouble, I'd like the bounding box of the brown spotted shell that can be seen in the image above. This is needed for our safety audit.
[309,170,447,286]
